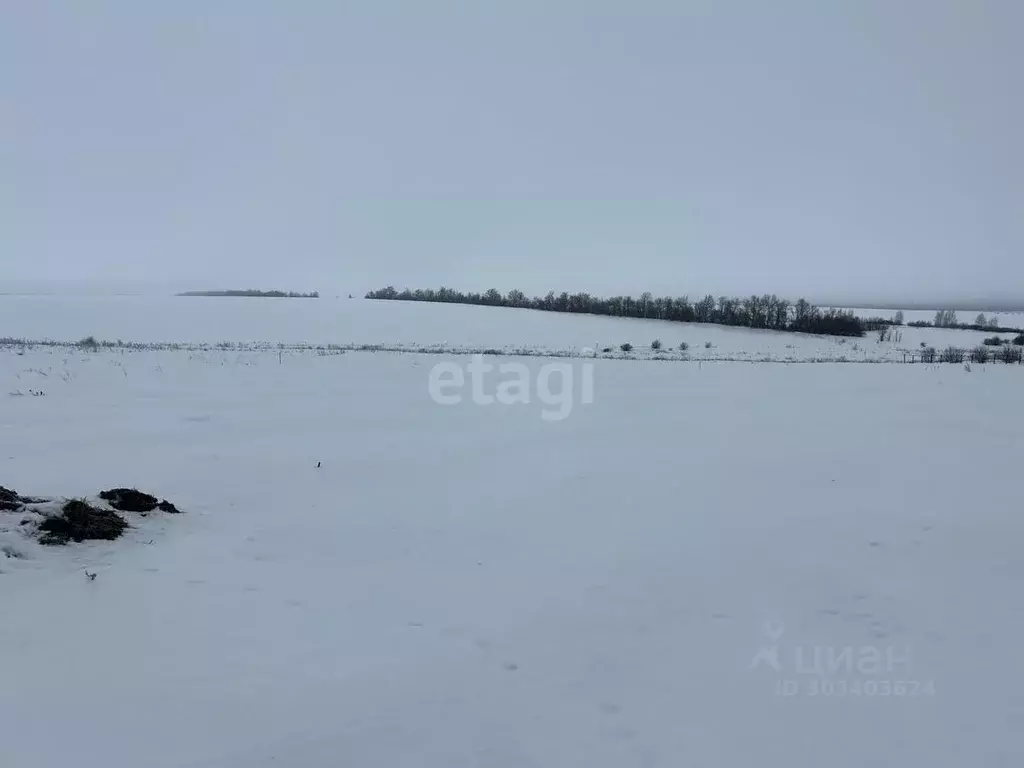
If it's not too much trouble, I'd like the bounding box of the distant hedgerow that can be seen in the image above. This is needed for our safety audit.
[364,286,866,337]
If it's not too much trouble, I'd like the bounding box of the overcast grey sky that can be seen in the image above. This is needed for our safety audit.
[2,1,1021,304]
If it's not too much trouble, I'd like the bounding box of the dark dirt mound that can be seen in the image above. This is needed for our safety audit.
[99,488,160,513]
[38,500,128,545]
[1,487,49,509]
[99,488,182,515]
[1,486,25,512]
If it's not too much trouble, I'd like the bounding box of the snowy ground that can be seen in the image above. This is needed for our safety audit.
[1,295,1021,363]
[2,335,1022,766]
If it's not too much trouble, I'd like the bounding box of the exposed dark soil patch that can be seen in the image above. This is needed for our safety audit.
[99,488,182,515]
[99,488,160,513]
[1,486,27,512]
[38,500,129,545]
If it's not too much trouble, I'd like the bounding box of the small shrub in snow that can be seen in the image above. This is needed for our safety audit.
[920,347,937,363]
[620,343,633,352]
[982,336,1004,347]
[38,499,128,545]
[679,342,689,351]
[1014,334,1024,346]
[705,341,712,349]
[970,346,990,364]
[601,347,613,353]
[650,339,662,350]
[939,346,965,364]
[77,336,100,349]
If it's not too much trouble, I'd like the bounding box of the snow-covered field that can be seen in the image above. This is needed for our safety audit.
[2,297,1023,766]
[1,295,1021,363]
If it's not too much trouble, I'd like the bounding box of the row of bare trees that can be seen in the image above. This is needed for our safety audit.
[365,286,865,337]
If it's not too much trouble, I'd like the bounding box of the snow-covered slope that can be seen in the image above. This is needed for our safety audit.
[1,295,1020,363]
[2,344,1022,766]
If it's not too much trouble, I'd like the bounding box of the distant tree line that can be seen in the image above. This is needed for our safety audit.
[364,286,865,337]
[904,309,1023,334]
[178,290,319,298]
